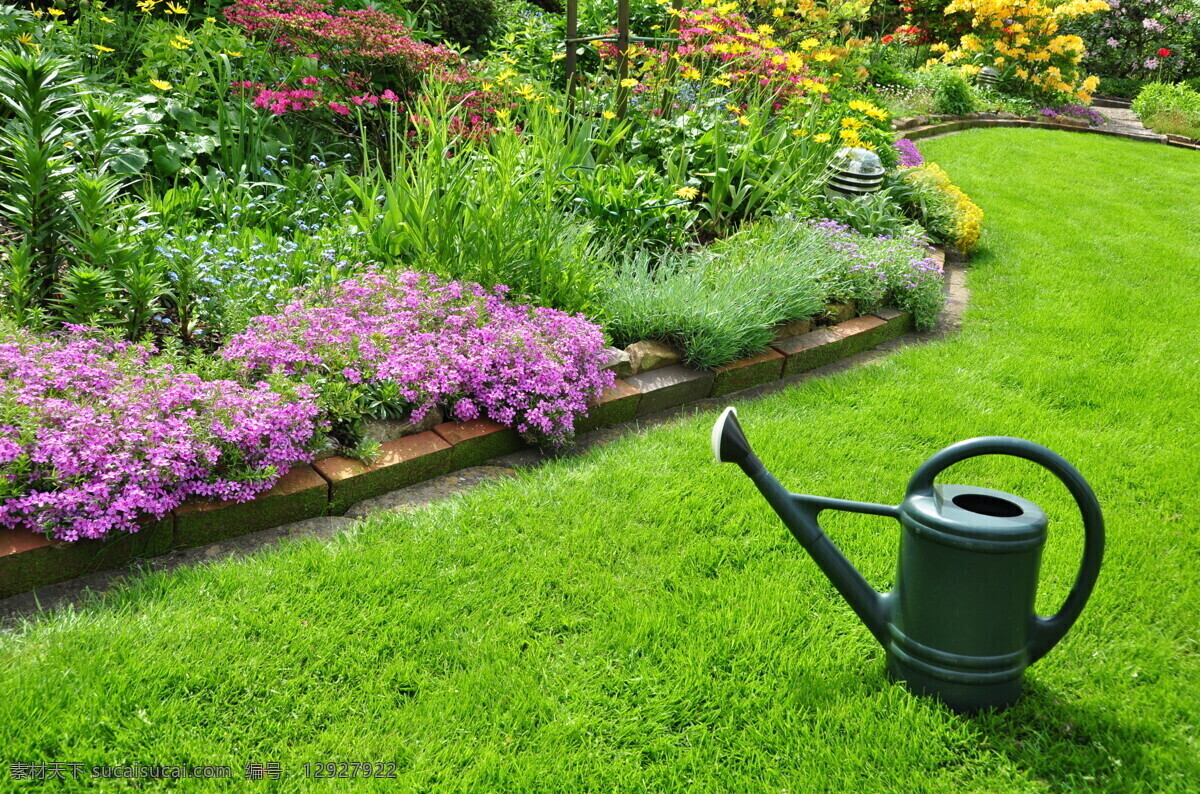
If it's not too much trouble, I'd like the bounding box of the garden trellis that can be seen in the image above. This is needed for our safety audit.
[564,0,683,117]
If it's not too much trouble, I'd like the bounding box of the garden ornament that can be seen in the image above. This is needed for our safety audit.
[711,407,1104,712]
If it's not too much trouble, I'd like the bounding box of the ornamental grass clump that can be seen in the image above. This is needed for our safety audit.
[0,326,319,542]
[220,270,614,446]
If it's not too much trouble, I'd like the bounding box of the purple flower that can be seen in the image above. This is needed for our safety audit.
[0,329,318,541]
[221,270,615,446]
[894,138,924,168]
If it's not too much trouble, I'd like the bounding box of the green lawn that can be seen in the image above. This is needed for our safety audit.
[2,129,1198,792]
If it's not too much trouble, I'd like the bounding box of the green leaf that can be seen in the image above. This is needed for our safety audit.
[108,147,149,175]
[151,143,182,175]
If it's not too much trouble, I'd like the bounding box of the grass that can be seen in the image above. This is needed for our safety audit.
[2,128,1199,791]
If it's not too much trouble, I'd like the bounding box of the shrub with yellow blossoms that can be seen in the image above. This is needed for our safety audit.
[934,0,1110,102]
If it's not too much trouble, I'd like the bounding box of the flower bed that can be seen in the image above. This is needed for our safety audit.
[221,270,615,447]
[0,327,318,542]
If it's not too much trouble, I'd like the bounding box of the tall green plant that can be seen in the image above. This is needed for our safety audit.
[344,95,611,313]
[0,49,84,306]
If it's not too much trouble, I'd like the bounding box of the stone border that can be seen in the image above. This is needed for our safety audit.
[0,294,932,598]
[894,112,1199,150]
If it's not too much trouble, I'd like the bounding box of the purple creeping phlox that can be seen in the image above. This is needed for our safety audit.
[0,327,319,541]
[220,270,615,446]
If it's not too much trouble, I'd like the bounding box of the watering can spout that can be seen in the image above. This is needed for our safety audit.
[712,408,891,646]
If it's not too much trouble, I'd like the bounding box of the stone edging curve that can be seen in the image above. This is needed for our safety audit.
[895,113,1199,150]
[1,298,941,598]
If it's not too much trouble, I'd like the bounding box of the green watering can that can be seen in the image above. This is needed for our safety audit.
[711,407,1105,712]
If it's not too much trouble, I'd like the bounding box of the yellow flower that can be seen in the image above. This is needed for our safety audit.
[675,186,699,200]
[170,39,190,49]
[620,78,639,88]
[225,50,242,56]
[814,52,836,63]
[602,110,616,120]
[551,52,566,61]
[100,15,114,22]
[737,115,751,127]
[800,38,819,51]
[712,76,731,87]
[865,107,888,121]
[772,7,784,16]
[149,78,172,91]
[16,32,37,50]
[92,44,115,53]
[174,35,192,44]
[206,17,216,22]
[812,133,831,143]
[791,128,807,136]
[757,24,774,35]
[726,103,742,114]
[502,54,517,64]
[681,67,701,80]
[166,1,187,13]
[49,8,64,16]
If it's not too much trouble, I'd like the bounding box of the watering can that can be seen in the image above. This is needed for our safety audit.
[711,407,1104,712]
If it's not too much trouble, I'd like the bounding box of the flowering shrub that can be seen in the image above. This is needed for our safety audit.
[809,218,946,329]
[933,0,1111,102]
[900,162,984,253]
[0,326,319,541]
[220,271,614,445]
[1070,0,1199,80]
[596,5,829,109]
[224,0,463,93]
[835,97,896,161]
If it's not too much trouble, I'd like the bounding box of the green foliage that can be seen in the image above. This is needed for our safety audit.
[0,48,84,304]
[567,161,698,251]
[928,66,976,116]
[867,58,916,89]
[821,189,925,239]
[603,221,834,368]
[1133,82,1200,137]
[1133,81,1200,125]
[343,96,611,314]
[380,0,501,52]
[1097,76,1149,99]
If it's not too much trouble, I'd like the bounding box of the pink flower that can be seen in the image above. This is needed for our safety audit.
[329,101,351,115]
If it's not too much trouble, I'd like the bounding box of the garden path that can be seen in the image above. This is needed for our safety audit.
[1094,105,1157,137]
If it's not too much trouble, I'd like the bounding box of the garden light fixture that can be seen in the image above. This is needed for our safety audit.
[826,147,885,199]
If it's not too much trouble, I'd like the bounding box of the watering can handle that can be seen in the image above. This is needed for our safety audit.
[904,436,1105,664]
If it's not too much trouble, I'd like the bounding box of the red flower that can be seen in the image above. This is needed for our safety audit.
[1158,48,1171,57]
[882,34,894,44]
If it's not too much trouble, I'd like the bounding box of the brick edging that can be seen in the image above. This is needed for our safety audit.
[895,115,1199,150]
[0,298,934,598]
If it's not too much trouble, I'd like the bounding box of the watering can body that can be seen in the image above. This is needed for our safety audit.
[712,408,1104,713]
